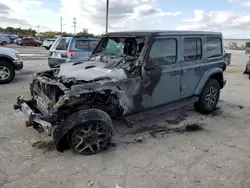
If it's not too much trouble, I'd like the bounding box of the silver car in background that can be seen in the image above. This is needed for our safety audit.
[0,34,11,45]
[42,38,56,50]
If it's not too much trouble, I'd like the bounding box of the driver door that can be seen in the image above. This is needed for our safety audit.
[141,36,181,108]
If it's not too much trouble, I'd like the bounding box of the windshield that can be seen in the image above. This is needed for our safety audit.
[92,36,145,57]
[87,36,145,70]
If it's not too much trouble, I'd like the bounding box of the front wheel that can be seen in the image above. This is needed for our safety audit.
[0,61,15,84]
[194,79,220,114]
[66,109,113,155]
[2,41,7,45]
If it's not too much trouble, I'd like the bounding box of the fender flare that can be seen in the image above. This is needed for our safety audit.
[194,67,223,95]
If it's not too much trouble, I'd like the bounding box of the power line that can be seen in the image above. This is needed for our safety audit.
[37,25,40,33]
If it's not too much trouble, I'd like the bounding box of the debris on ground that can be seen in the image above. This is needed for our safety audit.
[210,108,223,117]
[115,183,123,188]
[87,180,94,187]
[134,136,145,143]
[238,105,244,109]
[226,103,245,109]
[125,136,146,145]
[126,123,204,139]
[31,140,55,152]
[165,113,189,125]
[184,123,203,132]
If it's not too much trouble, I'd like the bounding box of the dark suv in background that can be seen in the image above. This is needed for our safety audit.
[48,36,100,68]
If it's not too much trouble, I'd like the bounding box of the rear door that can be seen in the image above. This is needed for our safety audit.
[49,37,71,63]
[180,36,204,97]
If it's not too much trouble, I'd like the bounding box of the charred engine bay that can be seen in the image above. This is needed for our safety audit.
[30,55,141,119]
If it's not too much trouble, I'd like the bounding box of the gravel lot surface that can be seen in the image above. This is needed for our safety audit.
[1,50,250,188]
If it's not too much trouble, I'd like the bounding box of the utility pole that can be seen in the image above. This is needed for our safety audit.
[73,18,77,34]
[60,17,62,33]
[37,25,40,34]
[105,0,109,34]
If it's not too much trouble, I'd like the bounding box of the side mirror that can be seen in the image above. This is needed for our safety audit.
[144,64,155,71]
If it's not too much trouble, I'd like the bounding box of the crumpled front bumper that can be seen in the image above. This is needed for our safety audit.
[13,96,54,136]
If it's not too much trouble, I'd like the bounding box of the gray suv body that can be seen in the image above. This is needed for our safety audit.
[14,31,228,155]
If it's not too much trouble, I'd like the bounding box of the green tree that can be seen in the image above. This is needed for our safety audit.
[75,31,95,37]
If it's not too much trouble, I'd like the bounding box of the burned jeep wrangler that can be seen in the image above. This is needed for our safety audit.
[14,31,227,155]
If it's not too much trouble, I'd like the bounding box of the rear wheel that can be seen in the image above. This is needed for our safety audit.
[66,109,113,155]
[194,79,220,114]
[0,61,15,84]
[2,41,7,45]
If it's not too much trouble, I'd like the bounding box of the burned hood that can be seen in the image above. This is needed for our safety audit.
[58,60,127,82]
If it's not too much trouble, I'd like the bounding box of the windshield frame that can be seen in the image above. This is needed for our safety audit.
[91,36,146,58]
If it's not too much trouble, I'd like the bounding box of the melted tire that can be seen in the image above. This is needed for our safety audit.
[195,79,220,114]
[65,109,113,155]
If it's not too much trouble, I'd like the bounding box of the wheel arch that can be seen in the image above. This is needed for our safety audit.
[195,68,224,95]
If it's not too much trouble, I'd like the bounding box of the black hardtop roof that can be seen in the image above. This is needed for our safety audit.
[105,30,222,37]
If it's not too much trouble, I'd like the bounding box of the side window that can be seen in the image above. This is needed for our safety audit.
[206,37,222,58]
[75,40,89,50]
[183,38,202,61]
[149,38,177,66]
[89,40,99,51]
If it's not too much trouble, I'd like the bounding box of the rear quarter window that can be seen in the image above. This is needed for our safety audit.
[55,38,70,50]
[72,39,99,51]
[75,40,89,50]
[205,37,222,58]
[89,40,99,50]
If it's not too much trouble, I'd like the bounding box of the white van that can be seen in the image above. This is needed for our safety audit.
[0,34,11,45]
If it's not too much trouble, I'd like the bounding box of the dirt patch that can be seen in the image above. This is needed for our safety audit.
[165,113,189,125]
[31,140,55,152]
[230,165,250,188]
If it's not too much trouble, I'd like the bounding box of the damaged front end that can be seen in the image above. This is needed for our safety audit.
[14,34,146,152]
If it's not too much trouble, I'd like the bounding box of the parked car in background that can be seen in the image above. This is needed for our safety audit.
[42,38,56,50]
[14,30,228,155]
[0,47,23,84]
[0,34,11,45]
[19,38,42,46]
[15,38,22,45]
[245,42,250,54]
[48,36,100,68]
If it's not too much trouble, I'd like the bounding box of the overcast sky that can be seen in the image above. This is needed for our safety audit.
[0,0,250,38]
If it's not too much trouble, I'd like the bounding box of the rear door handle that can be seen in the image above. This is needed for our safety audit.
[195,67,201,71]
[170,71,179,76]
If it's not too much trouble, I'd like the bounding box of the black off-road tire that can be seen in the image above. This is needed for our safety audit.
[0,61,15,84]
[66,109,113,155]
[194,79,220,114]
